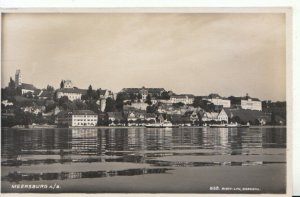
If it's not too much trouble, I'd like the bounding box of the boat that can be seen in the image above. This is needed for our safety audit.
[209,123,250,128]
[145,121,179,128]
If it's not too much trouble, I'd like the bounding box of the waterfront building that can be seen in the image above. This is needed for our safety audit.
[218,109,229,122]
[202,109,228,123]
[202,93,231,108]
[56,110,98,127]
[126,112,156,126]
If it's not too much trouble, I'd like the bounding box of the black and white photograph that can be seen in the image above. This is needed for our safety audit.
[1,8,291,195]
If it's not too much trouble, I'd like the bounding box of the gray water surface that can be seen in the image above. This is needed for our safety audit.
[1,127,286,193]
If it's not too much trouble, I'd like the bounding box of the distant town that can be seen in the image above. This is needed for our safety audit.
[1,69,286,128]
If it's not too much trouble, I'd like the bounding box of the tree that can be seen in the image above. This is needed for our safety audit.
[115,92,126,111]
[129,93,136,102]
[53,91,58,102]
[46,85,54,92]
[228,96,241,105]
[62,101,77,111]
[193,96,202,108]
[96,89,101,100]
[146,105,157,113]
[74,100,88,110]
[87,85,93,98]
[232,116,241,124]
[16,86,22,96]
[137,93,142,100]
[160,91,170,100]
[45,103,57,113]
[87,100,99,113]
[85,85,98,100]
[173,102,185,108]
[24,92,33,99]
[136,118,142,126]
[60,80,64,89]
[145,94,152,105]
[58,96,69,106]
[271,112,276,125]
[113,119,120,125]
[8,77,15,89]
[105,97,115,112]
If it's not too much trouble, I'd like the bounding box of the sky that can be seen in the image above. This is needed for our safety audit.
[1,13,286,101]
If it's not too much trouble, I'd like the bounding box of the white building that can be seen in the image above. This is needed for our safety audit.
[170,95,194,105]
[202,109,228,123]
[56,110,98,127]
[20,83,36,95]
[14,69,37,95]
[240,95,262,111]
[129,102,149,111]
[56,88,86,101]
[218,109,229,122]
[203,94,231,108]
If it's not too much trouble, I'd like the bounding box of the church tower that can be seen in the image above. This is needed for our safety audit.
[15,69,22,86]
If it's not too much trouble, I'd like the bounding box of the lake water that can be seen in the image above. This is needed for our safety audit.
[1,127,286,193]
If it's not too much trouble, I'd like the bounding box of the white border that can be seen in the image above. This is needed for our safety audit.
[0,0,299,196]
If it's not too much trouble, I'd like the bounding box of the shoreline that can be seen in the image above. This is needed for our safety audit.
[2,125,287,130]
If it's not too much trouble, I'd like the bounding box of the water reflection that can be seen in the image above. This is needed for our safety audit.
[3,168,174,182]
[1,127,286,183]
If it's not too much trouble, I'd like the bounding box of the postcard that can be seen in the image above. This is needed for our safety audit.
[0,8,291,196]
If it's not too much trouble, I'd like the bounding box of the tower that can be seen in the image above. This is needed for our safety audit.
[15,69,22,86]
[100,98,106,112]
[62,80,73,89]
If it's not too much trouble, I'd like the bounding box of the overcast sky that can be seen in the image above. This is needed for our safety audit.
[1,13,286,101]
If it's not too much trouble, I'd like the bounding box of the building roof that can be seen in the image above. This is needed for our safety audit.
[181,94,195,98]
[73,110,97,115]
[20,83,36,90]
[171,95,187,99]
[224,109,270,122]
[57,88,86,94]
[122,87,165,94]
[39,90,52,98]
[57,110,97,117]
[241,96,260,101]
[203,112,219,119]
